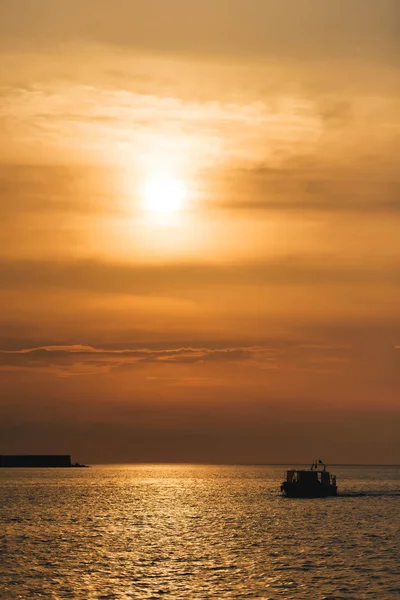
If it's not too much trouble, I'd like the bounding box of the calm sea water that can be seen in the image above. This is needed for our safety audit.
[1,465,399,599]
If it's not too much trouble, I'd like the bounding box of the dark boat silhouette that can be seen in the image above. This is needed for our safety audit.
[281,461,337,498]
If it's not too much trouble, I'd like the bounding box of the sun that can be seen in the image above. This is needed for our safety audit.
[142,175,187,213]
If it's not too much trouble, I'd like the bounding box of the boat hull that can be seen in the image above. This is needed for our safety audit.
[281,483,337,498]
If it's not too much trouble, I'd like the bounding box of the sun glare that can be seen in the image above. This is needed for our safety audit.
[143,175,187,213]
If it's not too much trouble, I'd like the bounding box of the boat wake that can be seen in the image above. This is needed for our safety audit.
[338,491,400,498]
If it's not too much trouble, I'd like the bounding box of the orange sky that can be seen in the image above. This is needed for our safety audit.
[0,1,399,464]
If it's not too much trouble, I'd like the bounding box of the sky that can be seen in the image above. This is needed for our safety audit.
[0,0,399,464]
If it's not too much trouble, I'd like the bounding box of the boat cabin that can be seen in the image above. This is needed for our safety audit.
[281,462,337,497]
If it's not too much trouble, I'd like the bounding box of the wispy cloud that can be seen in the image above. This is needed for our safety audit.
[0,344,272,377]
[0,82,321,167]
[0,344,267,361]
[214,160,400,215]
[0,342,353,378]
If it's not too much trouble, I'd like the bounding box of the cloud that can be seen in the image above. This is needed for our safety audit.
[0,342,354,378]
[216,197,400,215]
[0,165,119,218]
[0,81,321,166]
[1,1,398,65]
[0,344,272,376]
[0,258,398,297]
[1,344,266,361]
[212,141,400,214]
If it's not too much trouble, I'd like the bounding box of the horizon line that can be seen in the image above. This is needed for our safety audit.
[83,462,400,467]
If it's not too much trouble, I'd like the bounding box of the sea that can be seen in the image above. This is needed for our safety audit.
[1,465,399,599]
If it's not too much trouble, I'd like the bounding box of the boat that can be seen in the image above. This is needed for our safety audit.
[280,460,337,498]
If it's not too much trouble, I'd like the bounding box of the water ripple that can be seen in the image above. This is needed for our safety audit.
[0,465,399,599]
